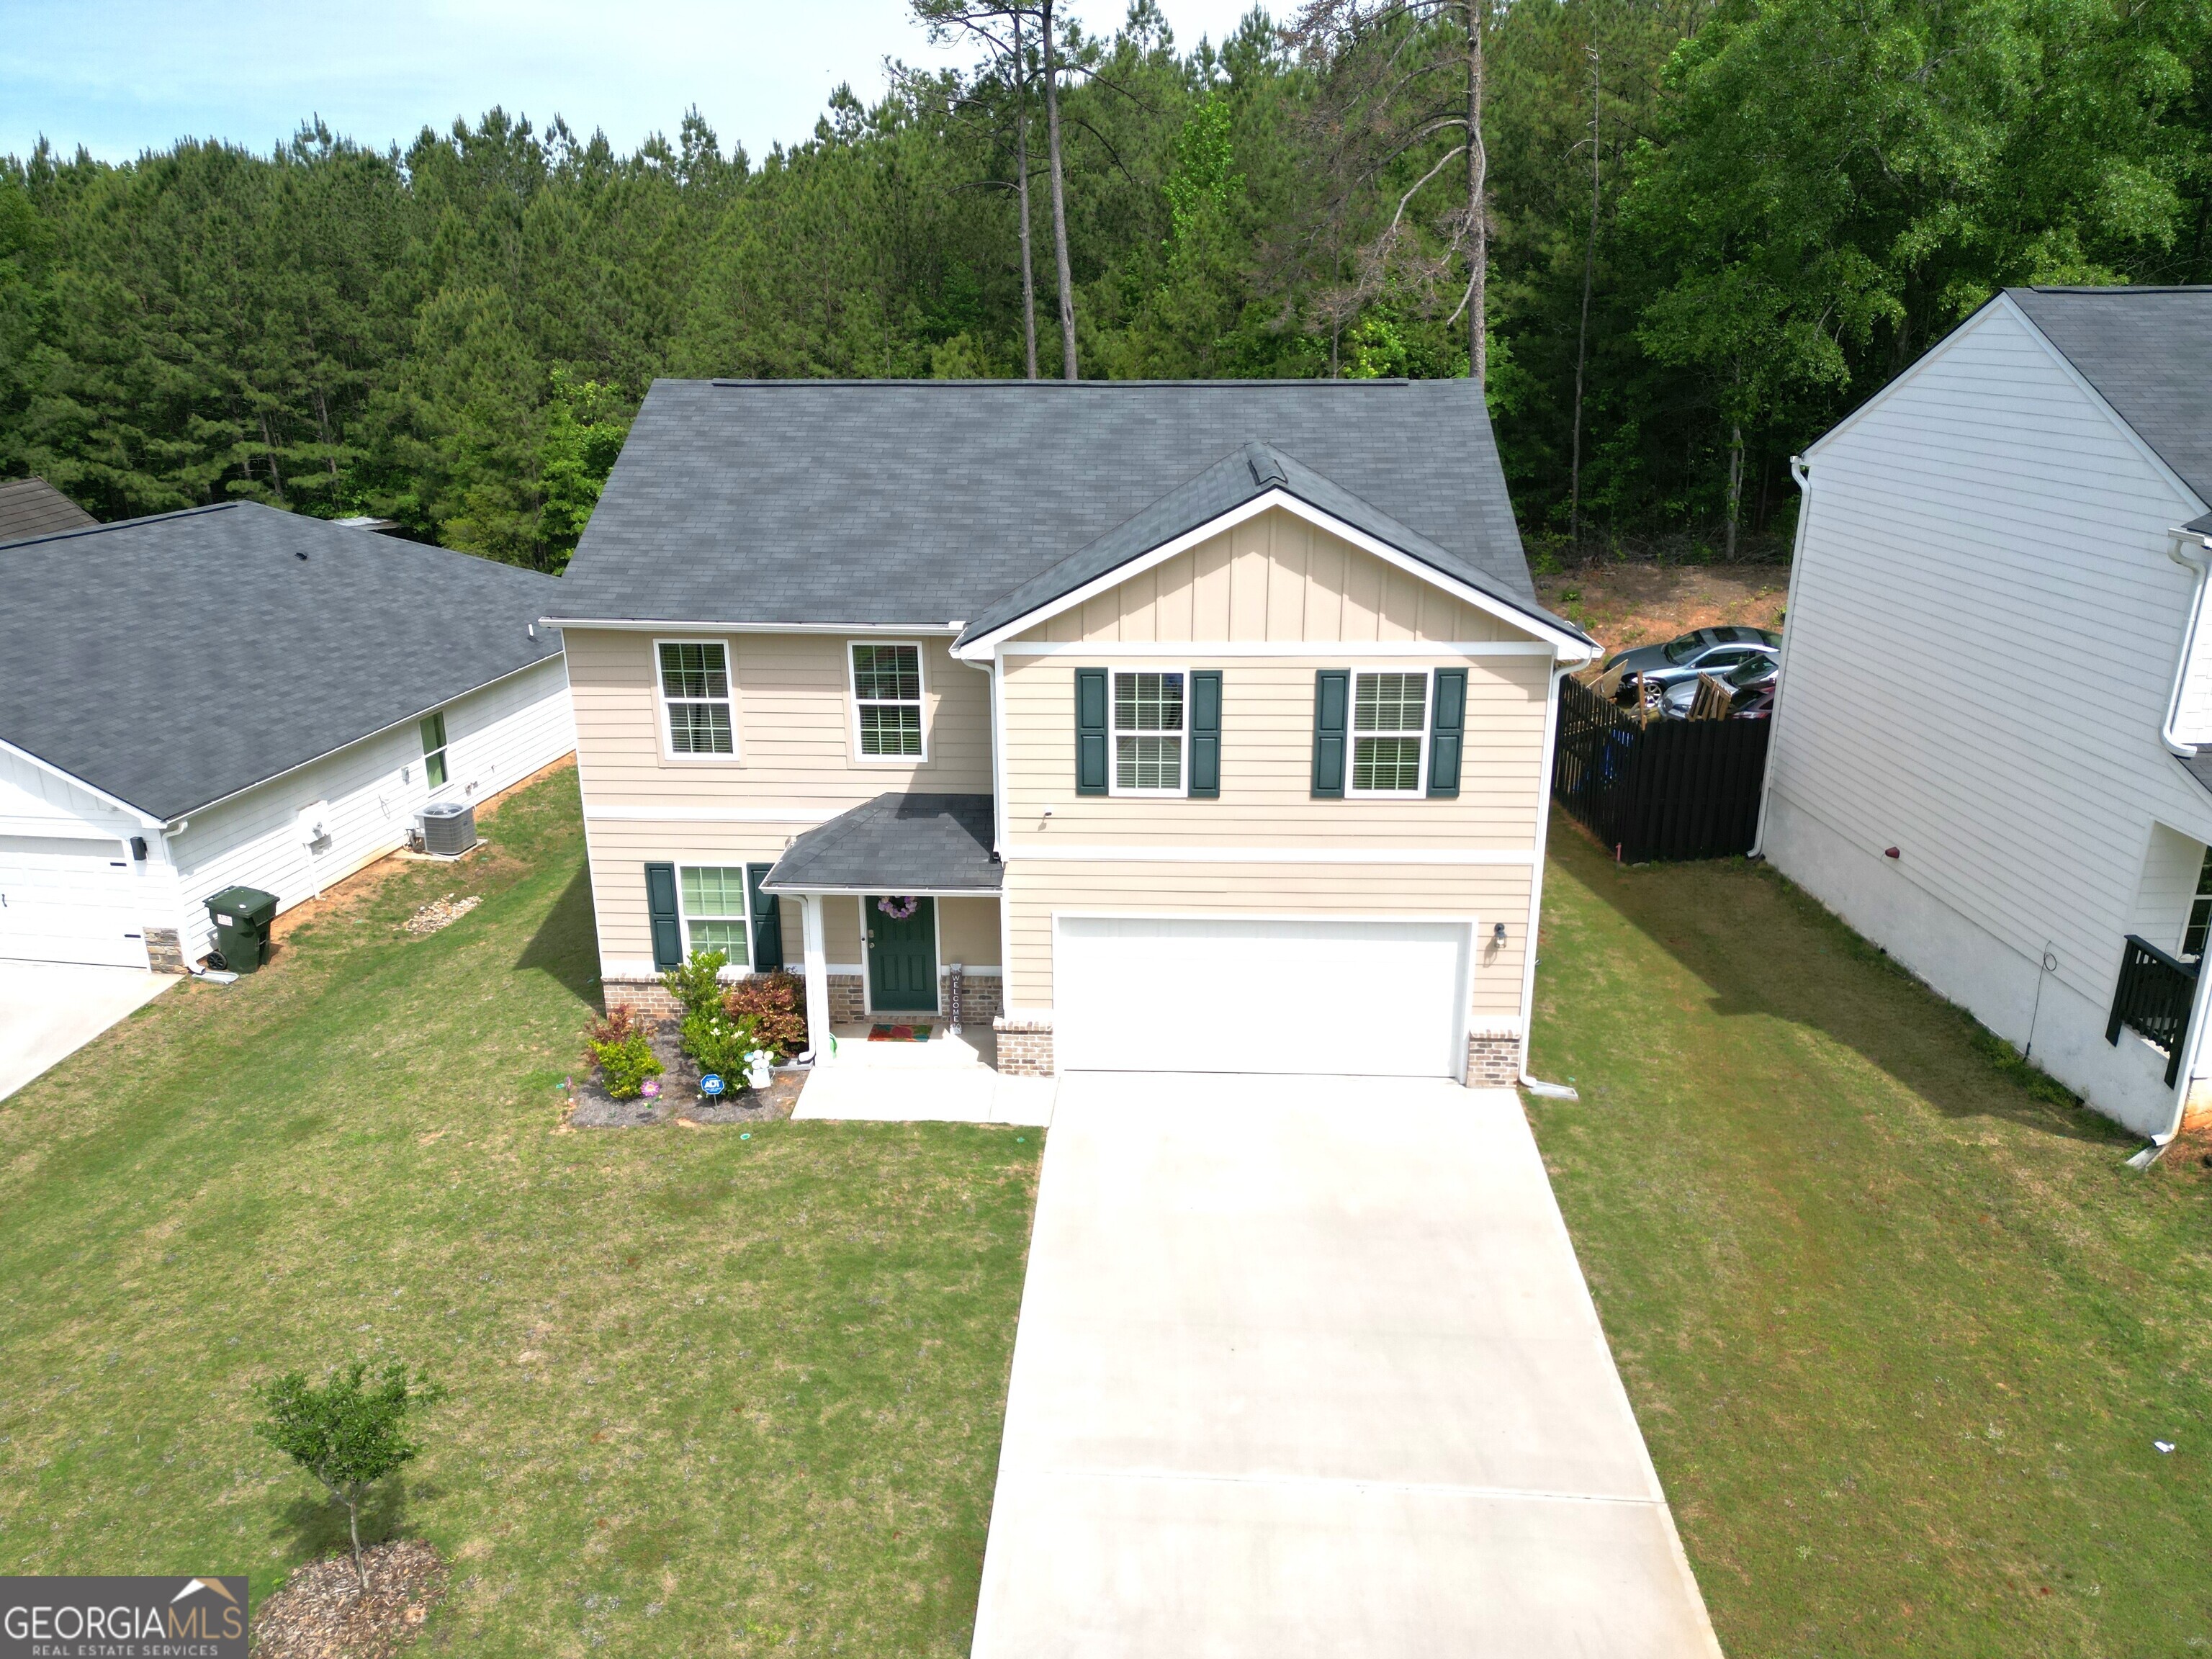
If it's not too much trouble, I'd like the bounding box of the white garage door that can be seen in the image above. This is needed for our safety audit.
[0,835,149,968]
[1056,915,1470,1077]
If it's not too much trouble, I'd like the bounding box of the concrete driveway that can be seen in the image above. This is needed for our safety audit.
[971,1074,1721,1658]
[0,961,175,1102]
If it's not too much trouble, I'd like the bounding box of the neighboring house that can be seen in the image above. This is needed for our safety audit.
[549,379,1597,1082]
[0,476,96,541]
[0,503,574,973]
[1763,285,2212,1141]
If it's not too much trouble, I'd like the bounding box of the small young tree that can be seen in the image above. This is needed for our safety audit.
[254,1362,445,1592]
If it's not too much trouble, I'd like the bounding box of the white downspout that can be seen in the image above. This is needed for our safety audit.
[1519,647,1595,1100]
[2159,527,2212,757]
[1749,454,1819,858]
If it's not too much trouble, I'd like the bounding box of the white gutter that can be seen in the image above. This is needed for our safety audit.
[2159,526,2212,757]
[1749,456,1819,858]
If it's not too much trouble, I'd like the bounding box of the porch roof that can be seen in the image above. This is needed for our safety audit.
[760,793,999,896]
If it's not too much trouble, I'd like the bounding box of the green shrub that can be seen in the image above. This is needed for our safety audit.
[660,949,729,1020]
[583,1007,663,1100]
[682,1007,763,1081]
[725,971,808,1061]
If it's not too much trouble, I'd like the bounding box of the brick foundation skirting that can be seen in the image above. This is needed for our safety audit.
[602,979,683,1025]
[994,1015,1054,1076]
[143,926,186,975]
[2184,1079,2212,1133]
[1465,1032,1521,1089]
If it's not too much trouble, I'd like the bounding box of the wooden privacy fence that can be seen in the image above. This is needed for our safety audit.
[1552,673,1771,863]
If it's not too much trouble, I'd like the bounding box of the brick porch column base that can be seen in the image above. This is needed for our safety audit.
[994,1015,1054,1076]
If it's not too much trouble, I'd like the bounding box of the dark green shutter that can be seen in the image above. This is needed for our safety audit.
[645,863,682,970]
[1189,671,1222,799]
[1076,668,1108,796]
[1311,670,1349,798]
[747,863,784,971]
[1428,668,1466,798]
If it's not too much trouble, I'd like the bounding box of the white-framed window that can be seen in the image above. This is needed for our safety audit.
[1349,670,1427,796]
[678,865,752,964]
[418,711,449,789]
[1112,669,1187,795]
[657,639,734,757]
[850,641,927,761]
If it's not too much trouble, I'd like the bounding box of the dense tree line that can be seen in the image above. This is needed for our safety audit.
[5,0,2211,570]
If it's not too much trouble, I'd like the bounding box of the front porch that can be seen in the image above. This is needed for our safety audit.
[796,1018,1056,1125]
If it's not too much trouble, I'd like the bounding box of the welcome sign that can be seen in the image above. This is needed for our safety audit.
[1,1576,248,1658]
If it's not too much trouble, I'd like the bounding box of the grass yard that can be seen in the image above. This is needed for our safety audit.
[1530,829,2212,1657]
[0,766,1040,1657]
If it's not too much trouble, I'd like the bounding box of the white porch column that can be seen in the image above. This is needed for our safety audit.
[801,893,832,1066]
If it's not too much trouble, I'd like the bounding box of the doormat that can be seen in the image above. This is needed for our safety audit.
[868,1023,932,1042]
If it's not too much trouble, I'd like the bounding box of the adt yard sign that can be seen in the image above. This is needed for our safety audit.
[3,1575,249,1657]
[700,1074,725,1097]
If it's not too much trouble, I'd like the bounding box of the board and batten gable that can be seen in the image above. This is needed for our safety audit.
[1766,294,2212,1134]
[996,508,1555,1023]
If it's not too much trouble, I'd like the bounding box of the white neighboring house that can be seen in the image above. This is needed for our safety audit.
[1762,285,2212,1142]
[0,502,574,974]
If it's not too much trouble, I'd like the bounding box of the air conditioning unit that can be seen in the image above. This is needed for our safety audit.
[420,800,477,856]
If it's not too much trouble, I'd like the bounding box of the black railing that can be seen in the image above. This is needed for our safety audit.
[2105,935,2200,1087]
[1552,675,1772,863]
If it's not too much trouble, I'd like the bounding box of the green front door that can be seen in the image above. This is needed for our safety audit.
[867,896,938,1013]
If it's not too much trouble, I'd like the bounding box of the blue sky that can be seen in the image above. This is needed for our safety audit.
[1,1,1269,166]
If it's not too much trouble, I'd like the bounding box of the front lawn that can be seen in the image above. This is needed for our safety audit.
[0,767,1039,1657]
[1530,829,2212,1657]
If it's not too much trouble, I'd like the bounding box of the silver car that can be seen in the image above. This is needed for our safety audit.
[1604,626,1781,695]
[1659,650,1779,717]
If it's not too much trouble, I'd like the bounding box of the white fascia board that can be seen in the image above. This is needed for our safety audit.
[1002,842,1537,864]
[0,734,166,829]
[756,884,1004,897]
[580,806,837,824]
[999,639,1557,657]
[950,489,1594,661]
[541,617,962,635]
[1805,295,2209,518]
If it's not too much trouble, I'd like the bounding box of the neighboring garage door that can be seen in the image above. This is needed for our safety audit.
[1056,915,1470,1077]
[0,835,148,968]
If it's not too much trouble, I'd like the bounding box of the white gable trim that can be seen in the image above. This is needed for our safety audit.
[0,734,165,828]
[950,489,1592,660]
[541,617,963,636]
[1805,295,2208,518]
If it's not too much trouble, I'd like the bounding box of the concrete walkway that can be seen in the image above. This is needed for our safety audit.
[971,1074,1721,1658]
[0,961,176,1102]
[791,1022,1056,1126]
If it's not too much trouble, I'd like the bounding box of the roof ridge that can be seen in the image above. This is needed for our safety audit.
[696,377,1420,390]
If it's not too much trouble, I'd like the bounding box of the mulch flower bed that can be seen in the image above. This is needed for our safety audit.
[565,1028,806,1129]
[253,1539,446,1658]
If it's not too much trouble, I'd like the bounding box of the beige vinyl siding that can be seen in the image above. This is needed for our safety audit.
[1001,653,1548,850]
[567,629,991,811]
[1002,861,1529,1018]
[583,821,798,972]
[1017,507,1517,644]
[938,896,1002,968]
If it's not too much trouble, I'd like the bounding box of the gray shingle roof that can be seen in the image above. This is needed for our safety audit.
[956,440,1583,647]
[760,793,999,894]
[0,502,565,820]
[0,477,97,544]
[554,378,1536,627]
[2010,287,2212,506]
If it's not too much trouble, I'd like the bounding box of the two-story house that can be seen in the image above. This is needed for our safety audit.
[547,379,1596,1084]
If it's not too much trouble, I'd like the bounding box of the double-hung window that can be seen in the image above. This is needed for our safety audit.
[1113,670,1187,794]
[1350,672,1427,795]
[659,641,734,756]
[679,866,752,963]
[418,711,449,789]
[850,642,925,760]
[2186,846,2212,960]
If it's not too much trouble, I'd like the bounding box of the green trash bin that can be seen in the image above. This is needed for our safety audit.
[204,886,279,973]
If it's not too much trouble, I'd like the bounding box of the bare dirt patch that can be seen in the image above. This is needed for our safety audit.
[1536,563,1790,657]
[252,1539,446,1658]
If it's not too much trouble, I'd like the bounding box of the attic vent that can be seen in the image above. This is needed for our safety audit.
[1247,449,1287,490]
